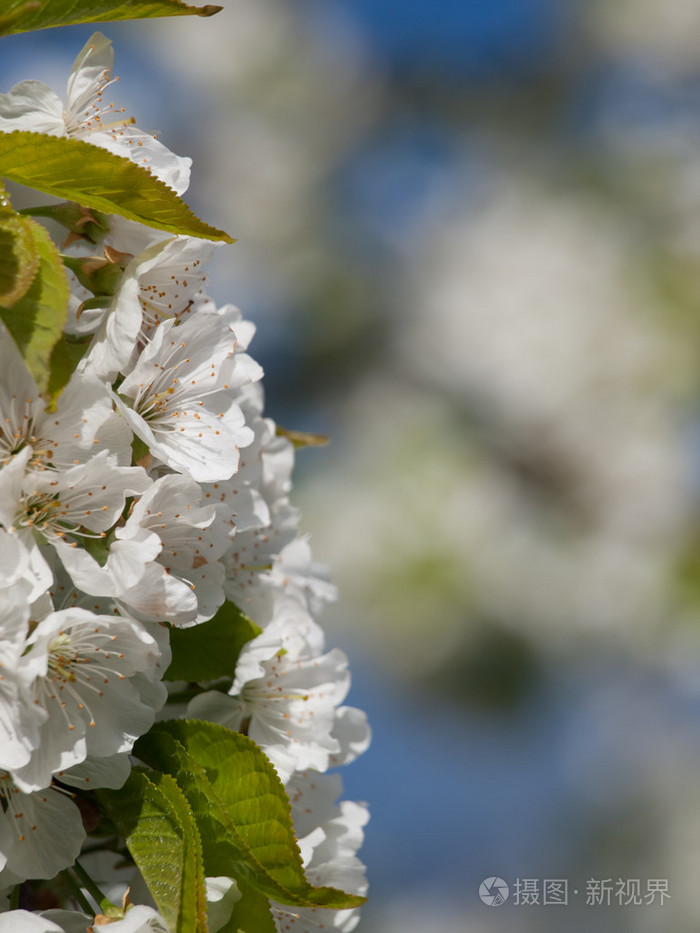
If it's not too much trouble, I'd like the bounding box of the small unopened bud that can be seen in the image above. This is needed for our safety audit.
[63,247,133,297]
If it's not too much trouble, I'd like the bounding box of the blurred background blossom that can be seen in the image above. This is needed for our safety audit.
[7,0,700,929]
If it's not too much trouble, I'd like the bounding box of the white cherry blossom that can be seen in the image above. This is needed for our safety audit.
[114,314,261,482]
[0,33,191,193]
[0,448,151,597]
[82,234,219,378]
[188,605,350,782]
[115,473,231,626]
[121,235,219,342]
[10,608,166,793]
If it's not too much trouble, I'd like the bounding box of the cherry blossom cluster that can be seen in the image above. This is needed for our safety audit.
[0,33,368,932]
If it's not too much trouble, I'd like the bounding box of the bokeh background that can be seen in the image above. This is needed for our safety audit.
[6,1,700,929]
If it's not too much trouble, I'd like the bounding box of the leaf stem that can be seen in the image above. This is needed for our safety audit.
[16,204,57,218]
[72,858,109,909]
[9,885,19,910]
[60,869,94,915]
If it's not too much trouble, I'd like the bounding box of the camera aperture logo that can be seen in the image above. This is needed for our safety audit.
[480,877,509,906]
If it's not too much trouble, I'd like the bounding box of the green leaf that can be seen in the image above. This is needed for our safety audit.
[136,721,366,911]
[0,132,233,242]
[0,209,39,307]
[0,0,221,37]
[165,601,261,682]
[97,769,209,933]
[0,216,70,398]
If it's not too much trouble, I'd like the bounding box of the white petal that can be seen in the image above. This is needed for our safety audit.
[187,691,244,732]
[82,238,174,379]
[0,80,64,133]
[118,561,198,626]
[2,788,84,881]
[206,877,241,933]
[0,911,65,933]
[49,371,133,467]
[0,578,30,664]
[0,678,42,775]
[57,751,131,791]
[0,531,54,606]
[51,539,118,596]
[38,912,93,933]
[108,527,163,589]
[11,724,86,794]
[0,446,32,528]
[65,32,114,120]
[328,707,372,768]
[91,128,192,194]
